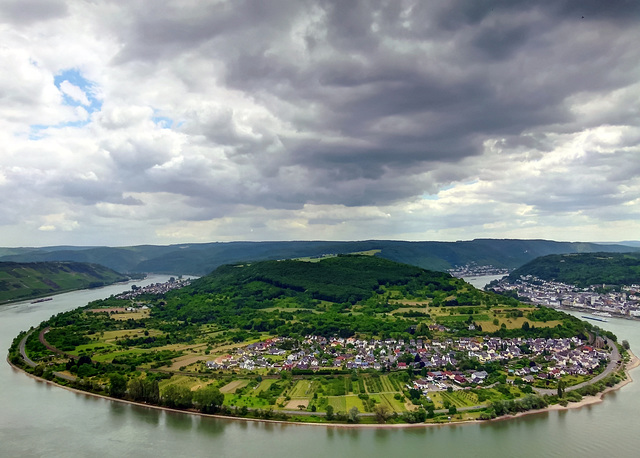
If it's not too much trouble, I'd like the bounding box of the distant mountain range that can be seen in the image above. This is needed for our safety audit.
[1,239,638,276]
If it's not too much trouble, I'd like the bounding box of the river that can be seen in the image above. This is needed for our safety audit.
[464,274,506,289]
[2,277,639,457]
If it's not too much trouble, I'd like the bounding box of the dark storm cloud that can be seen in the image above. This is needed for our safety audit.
[26,0,640,221]
[52,1,636,214]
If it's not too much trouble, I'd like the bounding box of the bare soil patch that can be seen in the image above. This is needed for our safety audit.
[168,355,207,371]
[285,399,308,410]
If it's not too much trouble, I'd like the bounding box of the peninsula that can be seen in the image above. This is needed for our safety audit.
[8,255,632,425]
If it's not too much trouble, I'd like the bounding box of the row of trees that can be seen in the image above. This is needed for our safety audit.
[108,374,225,413]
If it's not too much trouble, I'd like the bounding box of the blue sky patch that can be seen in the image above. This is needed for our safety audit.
[29,69,102,137]
[53,68,102,114]
[152,116,174,129]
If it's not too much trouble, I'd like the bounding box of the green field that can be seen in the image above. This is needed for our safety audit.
[375,393,406,411]
[326,396,347,411]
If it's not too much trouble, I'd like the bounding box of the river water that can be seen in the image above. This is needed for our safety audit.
[2,276,639,457]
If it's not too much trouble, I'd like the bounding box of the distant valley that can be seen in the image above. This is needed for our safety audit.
[1,239,638,276]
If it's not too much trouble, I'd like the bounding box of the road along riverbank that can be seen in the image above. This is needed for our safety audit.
[8,350,637,429]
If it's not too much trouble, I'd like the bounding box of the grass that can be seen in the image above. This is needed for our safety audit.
[158,375,218,392]
[439,391,469,408]
[225,394,271,408]
[289,380,317,398]
[91,348,149,363]
[327,396,346,411]
[95,328,165,345]
[375,393,406,412]
[345,395,365,411]
[159,375,199,390]
[437,314,490,323]
[426,391,479,409]
[110,309,151,321]
[168,354,207,371]
[479,317,563,332]
[253,379,278,394]
[220,379,250,394]
[68,342,117,356]
[379,375,396,392]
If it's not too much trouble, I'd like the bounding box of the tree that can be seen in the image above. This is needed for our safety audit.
[373,404,391,424]
[347,406,360,423]
[557,380,566,399]
[144,378,160,404]
[193,385,224,413]
[622,340,630,350]
[325,405,335,421]
[407,388,421,402]
[77,355,92,367]
[127,378,144,401]
[162,385,193,409]
[109,373,127,398]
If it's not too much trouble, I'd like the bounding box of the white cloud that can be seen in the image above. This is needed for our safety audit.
[59,80,90,105]
[0,1,639,247]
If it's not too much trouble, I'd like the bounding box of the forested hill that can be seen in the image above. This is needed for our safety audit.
[1,239,637,276]
[186,256,456,305]
[0,261,130,304]
[152,255,515,333]
[508,252,640,287]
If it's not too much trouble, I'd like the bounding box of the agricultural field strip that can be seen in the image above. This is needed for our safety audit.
[220,379,250,394]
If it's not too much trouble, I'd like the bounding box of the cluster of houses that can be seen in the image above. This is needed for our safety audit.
[411,370,489,392]
[448,264,511,278]
[489,276,640,318]
[410,340,609,393]
[115,278,192,300]
[206,335,610,390]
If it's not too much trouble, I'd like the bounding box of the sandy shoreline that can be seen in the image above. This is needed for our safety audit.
[7,351,639,429]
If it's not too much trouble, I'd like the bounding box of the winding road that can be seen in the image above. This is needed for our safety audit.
[17,329,77,382]
[533,337,621,396]
[18,330,37,368]
[17,331,623,417]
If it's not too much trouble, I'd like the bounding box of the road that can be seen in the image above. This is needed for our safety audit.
[17,331,622,416]
[18,330,37,368]
[534,337,621,396]
[17,328,77,382]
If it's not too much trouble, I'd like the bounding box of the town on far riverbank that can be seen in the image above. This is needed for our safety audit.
[487,276,640,320]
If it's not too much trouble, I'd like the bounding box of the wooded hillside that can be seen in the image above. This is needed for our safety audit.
[0,261,130,303]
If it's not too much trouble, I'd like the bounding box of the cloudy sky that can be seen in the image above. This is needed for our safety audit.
[1,1,639,247]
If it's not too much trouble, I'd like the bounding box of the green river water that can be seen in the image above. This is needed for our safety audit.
[1,275,639,457]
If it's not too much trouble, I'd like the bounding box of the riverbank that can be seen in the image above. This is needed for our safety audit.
[0,276,143,307]
[8,351,638,429]
[498,352,639,422]
[556,305,640,323]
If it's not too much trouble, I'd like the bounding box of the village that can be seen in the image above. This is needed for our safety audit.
[488,276,640,318]
[448,263,511,278]
[207,334,610,393]
[115,277,192,300]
